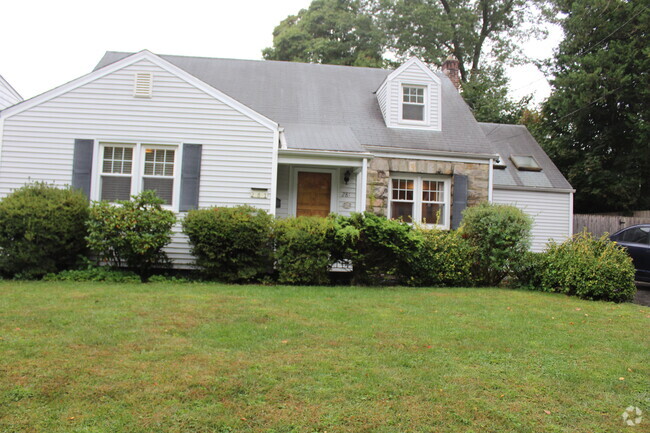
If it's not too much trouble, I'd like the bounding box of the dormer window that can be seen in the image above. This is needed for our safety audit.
[402,85,425,121]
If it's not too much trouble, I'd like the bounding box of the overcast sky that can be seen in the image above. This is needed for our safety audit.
[1,0,560,103]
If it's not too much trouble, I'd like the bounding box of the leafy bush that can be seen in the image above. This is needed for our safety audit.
[540,232,636,302]
[44,266,140,283]
[86,191,176,282]
[332,212,420,285]
[182,205,273,282]
[274,216,337,285]
[509,250,547,289]
[460,202,532,286]
[0,183,89,279]
[402,229,474,287]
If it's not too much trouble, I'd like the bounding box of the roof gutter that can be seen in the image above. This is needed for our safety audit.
[278,149,373,159]
[493,184,576,194]
[364,145,498,161]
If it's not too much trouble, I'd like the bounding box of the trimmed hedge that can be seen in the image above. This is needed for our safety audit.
[460,202,532,286]
[332,212,421,285]
[86,190,176,283]
[0,183,89,279]
[539,232,636,302]
[182,206,273,282]
[402,229,474,287]
[274,216,337,285]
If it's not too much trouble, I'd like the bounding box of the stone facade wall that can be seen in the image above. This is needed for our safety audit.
[366,157,489,218]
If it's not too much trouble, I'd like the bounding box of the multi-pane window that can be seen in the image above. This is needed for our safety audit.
[143,148,175,205]
[98,142,176,205]
[100,145,134,201]
[390,179,415,223]
[402,86,425,121]
[390,176,449,227]
[421,180,445,225]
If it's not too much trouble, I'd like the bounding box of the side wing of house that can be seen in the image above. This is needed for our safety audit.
[492,189,573,252]
[0,74,22,110]
[0,52,277,266]
[482,123,574,252]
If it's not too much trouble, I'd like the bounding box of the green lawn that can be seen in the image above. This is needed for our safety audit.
[1,282,648,433]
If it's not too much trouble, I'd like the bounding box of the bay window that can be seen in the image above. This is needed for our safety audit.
[389,175,450,228]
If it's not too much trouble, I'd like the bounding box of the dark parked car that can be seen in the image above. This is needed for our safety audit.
[610,224,650,283]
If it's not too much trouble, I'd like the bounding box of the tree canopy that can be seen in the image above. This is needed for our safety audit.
[537,0,650,213]
[376,0,553,83]
[262,0,385,67]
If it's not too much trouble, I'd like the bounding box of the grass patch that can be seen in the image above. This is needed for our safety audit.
[1,282,648,432]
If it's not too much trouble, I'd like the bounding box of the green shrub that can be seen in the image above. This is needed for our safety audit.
[332,212,420,285]
[540,232,636,302]
[44,266,140,283]
[460,202,532,286]
[86,191,176,282]
[274,216,337,285]
[182,205,273,282]
[0,182,89,279]
[509,250,547,289]
[402,229,474,287]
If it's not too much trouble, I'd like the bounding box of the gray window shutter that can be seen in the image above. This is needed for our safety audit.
[72,139,94,198]
[451,174,468,230]
[179,143,202,211]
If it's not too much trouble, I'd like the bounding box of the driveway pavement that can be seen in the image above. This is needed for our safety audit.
[635,282,650,307]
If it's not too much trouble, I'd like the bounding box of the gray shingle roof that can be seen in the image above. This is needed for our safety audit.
[95,52,495,157]
[480,123,573,191]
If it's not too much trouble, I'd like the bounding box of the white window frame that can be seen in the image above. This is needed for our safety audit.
[388,174,451,229]
[398,83,429,126]
[92,141,182,211]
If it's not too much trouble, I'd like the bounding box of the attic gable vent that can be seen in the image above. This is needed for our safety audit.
[133,72,153,98]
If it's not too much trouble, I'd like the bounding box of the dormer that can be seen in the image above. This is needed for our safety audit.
[376,57,442,131]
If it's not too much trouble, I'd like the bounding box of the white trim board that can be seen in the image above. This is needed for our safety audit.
[0,50,279,133]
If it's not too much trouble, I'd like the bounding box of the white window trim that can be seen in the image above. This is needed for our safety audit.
[91,140,182,212]
[388,174,451,229]
[398,82,430,127]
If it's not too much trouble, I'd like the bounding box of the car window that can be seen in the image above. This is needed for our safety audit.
[620,227,650,245]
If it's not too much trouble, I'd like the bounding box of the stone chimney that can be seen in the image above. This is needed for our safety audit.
[442,54,461,90]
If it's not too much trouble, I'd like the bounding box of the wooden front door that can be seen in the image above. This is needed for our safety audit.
[296,172,332,217]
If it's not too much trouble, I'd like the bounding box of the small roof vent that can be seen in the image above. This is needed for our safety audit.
[133,72,153,98]
[510,155,542,172]
[493,155,507,169]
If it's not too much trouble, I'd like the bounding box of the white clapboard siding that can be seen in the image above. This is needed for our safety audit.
[376,80,389,124]
[0,58,275,266]
[0,75,22,110]
[492,189,572,252]
[387,62,441,130]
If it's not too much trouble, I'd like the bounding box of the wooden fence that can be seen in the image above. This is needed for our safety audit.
[574,214,650,237]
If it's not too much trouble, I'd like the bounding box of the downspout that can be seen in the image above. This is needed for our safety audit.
[360,158,368,212]
[569,191,574,236]
[488,158,494,202]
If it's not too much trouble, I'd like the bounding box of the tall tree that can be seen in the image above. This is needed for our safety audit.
[262,0,385,67]
[539,0,650,213]
[461,64,532,124]
[376,0,554,82]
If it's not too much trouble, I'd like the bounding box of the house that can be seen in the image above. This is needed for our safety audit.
[0,50,573,265]
[0,74,22,110]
